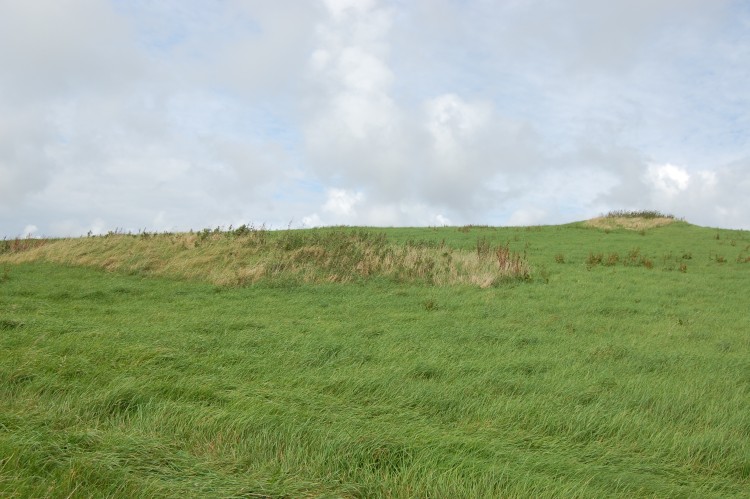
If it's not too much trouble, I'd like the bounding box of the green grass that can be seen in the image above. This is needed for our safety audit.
[1,221,749,497]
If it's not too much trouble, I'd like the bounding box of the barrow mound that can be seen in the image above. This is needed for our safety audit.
[584,216,675,231]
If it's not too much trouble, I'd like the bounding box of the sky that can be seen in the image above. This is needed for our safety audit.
[1,0,749,237]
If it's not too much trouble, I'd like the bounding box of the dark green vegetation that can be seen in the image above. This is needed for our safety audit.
[1,220,749,497]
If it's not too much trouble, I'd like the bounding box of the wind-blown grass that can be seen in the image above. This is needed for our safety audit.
[0,228,530,287]
[1,221,749,497]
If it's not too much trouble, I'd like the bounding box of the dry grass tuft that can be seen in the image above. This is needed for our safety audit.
[0,229,531,287]
[585,216,675,231]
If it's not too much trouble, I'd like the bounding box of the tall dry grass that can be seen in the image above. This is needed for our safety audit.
[585,217,675,231]
[0,228,531,287]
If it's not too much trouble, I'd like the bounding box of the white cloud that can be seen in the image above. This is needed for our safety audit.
[425,94,492,157]
[323,188,364,217]
[1,1,748,235]
[301,213,323,228]
[508,209,547,227]
[303,0,409,197]
[0,0,142,100]
[645,163,691,197]
[22,225,38,238]
[324,0,377,20]
[435,214,451,226]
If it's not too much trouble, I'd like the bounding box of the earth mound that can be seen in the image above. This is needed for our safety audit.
[584,216,675,231]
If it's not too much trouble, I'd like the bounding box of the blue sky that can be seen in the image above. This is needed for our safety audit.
[1,0,749,237]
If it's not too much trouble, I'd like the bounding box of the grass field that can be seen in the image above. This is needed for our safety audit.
[1,219,749,497]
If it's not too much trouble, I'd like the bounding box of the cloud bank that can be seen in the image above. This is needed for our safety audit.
[1,0,748,236]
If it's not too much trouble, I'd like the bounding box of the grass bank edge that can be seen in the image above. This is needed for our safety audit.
[0,227,532,288]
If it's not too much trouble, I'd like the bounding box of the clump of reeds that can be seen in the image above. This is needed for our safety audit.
[0,237,47,254]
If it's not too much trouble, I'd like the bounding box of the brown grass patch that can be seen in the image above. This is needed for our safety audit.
[584,217,675,231]
[0,230,531,287]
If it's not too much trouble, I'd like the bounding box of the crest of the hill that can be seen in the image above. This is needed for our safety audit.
[584,210,677,231]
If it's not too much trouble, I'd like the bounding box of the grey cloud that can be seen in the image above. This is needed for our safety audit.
[401,0,729,73]
[0,0,314,235]
[0,104,60,211]
[1,1,748,235]
[0,0,145,101]
[509,0,726,72]
[596,155,750,230]
[115,0,322,98]
[302,2,548,219]
[0,0,154,215]
[659,161,750,229]
[298,0,749,228]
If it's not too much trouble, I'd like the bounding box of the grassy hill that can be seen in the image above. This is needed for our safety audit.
[1,218,749,497]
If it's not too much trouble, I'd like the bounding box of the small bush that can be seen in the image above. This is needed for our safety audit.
[495,244,530,280]
[554,253,566,264]
[586,253,603,267]
[625,248,641,266]
[583,247,654,269]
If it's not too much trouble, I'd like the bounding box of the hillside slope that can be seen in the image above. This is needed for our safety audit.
[1,221,749,497]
